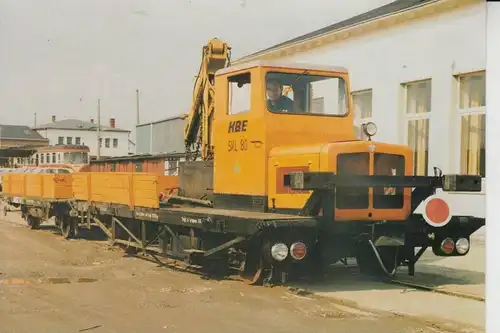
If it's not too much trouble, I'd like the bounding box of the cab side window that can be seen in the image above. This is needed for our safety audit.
[228,72,251,115]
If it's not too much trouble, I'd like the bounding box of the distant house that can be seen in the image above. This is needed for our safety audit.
[0,124,49,149]
[33,116,132,158]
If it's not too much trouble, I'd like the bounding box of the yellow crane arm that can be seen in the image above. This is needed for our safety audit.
[184,38,231,161]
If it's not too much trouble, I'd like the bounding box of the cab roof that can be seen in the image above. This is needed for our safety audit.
[216,60,348,76]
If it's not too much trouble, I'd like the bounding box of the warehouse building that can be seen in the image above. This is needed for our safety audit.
[136,115,186,155]
[233,0,486,217]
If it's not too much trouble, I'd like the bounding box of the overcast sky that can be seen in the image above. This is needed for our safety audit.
[0,0,392,136]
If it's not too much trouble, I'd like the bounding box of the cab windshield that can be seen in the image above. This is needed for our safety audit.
[265,72,348,116]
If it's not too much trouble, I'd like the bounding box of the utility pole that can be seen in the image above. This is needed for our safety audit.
[97,98,101,160]
[34,112,37,127]
[136,89,140,125]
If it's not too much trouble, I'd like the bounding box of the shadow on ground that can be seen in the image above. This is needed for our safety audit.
[289,259,484,296]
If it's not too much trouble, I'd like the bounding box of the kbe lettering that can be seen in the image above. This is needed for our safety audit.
[228,120,248,133]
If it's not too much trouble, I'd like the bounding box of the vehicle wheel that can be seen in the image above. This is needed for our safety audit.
[240,255,265,285]
[54,215,62,228]
[202,257,229,278]
[355,243,402,277]
[27,216,40,230]
[61,218,74,239]
[73,221,80,238]
[240,237,268,286]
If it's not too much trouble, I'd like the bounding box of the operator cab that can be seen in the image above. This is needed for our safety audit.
[213,60,358,153]
[211,61,361,199]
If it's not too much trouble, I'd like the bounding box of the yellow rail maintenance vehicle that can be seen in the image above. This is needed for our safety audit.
[0,38,485,286]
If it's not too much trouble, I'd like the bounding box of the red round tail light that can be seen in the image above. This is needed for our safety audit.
[440,238,455,255]
[290,242,307,260]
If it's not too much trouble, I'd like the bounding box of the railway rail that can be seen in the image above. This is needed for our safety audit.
[386,278,484,302]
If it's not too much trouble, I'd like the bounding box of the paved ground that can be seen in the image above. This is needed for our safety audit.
[0,213,485,333]
[292,227,485,331]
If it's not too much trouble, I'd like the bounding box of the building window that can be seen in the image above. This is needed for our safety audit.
[99,138,102,148]
[113,138,118,148]
[66,137,72,145]
[458,71,485,177]
[51,153,56,163]
[58,136,64,144]
[165,160,179,176]
[352,89,373,140]
[75,137,81,145]
[105,138,110,148]
[403,79,431,176]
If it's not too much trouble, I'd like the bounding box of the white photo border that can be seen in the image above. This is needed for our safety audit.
[486,2,499,332]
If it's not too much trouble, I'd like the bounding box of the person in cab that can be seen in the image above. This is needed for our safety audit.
[266,79,297,113]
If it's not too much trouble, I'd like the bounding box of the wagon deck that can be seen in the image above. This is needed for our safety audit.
[158,206,317,234]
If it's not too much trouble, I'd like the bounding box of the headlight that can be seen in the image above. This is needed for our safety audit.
[270,243,288,261]
[362,122,377,137]
[455,237,470,255]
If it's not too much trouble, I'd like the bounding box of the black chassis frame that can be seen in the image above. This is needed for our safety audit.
[69,201,318,272]
[3,195,317,272]
[285,171,486,275]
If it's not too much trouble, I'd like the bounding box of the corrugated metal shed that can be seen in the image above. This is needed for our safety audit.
[136,125,152,154]
[136,115,187,154]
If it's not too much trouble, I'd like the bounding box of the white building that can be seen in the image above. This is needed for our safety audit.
[33,116,132,158]
[234,0,486,217]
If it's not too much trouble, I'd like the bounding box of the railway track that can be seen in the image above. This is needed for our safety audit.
[387,278,484,302]
[0,213,485,303]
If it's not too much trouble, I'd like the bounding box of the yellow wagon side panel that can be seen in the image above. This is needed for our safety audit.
[72,173,90,201]
[1,174,11,194]
[25,174,44,198]
[4,174,26,197]
[90,172,132,206]
[133,174,159,208]
[42,174,73,199]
